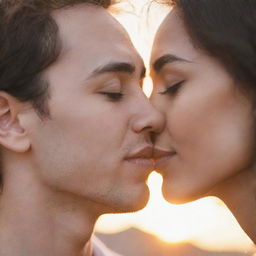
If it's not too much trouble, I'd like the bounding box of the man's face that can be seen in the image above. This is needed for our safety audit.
[25,4,164,212]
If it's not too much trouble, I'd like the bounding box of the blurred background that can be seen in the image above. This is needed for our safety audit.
[95,1,256,255]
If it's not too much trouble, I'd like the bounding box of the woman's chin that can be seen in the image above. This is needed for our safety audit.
[162,181,205,205]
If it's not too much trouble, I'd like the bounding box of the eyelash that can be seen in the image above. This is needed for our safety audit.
[100,92,124,101]
[159,81,185,95]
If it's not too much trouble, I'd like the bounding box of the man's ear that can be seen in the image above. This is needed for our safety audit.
[0,92,31,153]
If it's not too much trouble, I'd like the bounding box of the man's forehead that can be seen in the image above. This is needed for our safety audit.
[52,3,106,20]
[47,3,144,79]
[53,3,125,37]
[53,3,133,53]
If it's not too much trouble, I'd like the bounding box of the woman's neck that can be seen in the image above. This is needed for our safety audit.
[210,166,256,243]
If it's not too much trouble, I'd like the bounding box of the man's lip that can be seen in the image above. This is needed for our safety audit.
[153,147,176,159]
[125,145,154,160]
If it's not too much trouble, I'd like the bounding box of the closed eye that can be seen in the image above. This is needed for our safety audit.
[159,81,185,95]
[100,92,124,101]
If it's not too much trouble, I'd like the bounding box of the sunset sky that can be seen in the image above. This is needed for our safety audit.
[96,0,256,253]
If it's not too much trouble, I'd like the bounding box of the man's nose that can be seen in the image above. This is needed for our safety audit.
[131,94,165,135]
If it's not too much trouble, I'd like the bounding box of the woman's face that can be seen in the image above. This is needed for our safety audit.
[150,9,255,203]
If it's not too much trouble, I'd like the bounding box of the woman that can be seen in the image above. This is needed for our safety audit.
[150,0,256,243]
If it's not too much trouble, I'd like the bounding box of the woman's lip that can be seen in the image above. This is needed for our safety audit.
[153,147,176,159]
[153,148,177,169]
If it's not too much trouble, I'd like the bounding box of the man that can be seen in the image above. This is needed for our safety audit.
[0,0,164,255]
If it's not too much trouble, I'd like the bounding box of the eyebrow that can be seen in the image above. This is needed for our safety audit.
[89,62,146,79]
[153,54,192,72]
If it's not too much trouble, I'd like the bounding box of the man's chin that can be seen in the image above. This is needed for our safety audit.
[105,188,150,214]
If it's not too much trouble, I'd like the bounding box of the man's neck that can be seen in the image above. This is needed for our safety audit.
[0,163,100,256]
[209,165,256,243]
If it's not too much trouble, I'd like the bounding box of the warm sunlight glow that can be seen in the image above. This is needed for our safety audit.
[141,173,193,244]
[96,1,256,254]
[142,76,153,98]
[96,173,255,252]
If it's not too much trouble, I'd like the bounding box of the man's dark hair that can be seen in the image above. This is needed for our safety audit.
[0,0,112,117]
[165,0,256,99]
